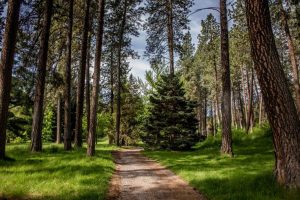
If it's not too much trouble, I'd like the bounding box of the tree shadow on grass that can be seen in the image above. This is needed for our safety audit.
[0,144,116,200]
[189,171,300,200]
[143,130,300,200]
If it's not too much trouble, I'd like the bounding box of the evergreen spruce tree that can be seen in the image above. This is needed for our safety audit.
[143,74,198,150]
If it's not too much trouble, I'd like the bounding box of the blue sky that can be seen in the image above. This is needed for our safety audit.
[130,0,219,79]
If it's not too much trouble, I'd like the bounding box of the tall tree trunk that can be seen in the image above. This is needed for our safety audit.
[64,0,74,151]
[87,0,105,156]
[109,47,114,145]
[75,0,91,148]
[202,92,207,136]
[31,0,53,152]
[231,90,235,128]
[85,34,91,142]
[56,95,61,144]
[220,0,233,156]
[116,0,128,147]
[166,0,175,75]
[237,83,246,128]
[232,90,238,129]
[246,68,254,134]
[110,49,114,115]
[214,101,219,131]
[210,101,215,136]
[279,0,300,116]
[241,68,248,124]
[214,55,221,125]
[0,0,21,159]
[246,0,300,188]
[197,105,202,136]
[258,94,263,127]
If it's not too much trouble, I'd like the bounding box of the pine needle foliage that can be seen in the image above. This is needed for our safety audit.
[142,74,198,150]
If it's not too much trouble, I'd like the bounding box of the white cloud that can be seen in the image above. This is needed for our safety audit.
[129,58,151,80]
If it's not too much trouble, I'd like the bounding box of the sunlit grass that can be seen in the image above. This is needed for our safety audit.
[0,139,116,200]
[144,126,300,200]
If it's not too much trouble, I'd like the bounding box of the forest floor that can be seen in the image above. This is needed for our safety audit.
[106,148,206,200]
[143,127,300,200]
[0,139,117,200]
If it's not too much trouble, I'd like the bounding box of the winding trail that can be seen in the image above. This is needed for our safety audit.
[107,148,206,200]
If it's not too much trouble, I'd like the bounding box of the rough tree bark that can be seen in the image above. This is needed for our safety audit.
[31,0,53,152]
[75,0,91,148]
[220,0,233,156]
[0,0,21,159]
[166,0,175,75]
[87,0,105,156]
[64,0,74,150]
[279,0,300,117]
[116,0,128,147]
[246,0,300,188]
[56,96,61,144]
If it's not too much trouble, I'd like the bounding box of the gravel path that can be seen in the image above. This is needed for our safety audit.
[107,148,207,200]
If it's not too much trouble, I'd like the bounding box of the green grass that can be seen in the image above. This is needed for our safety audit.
[0,139,117,200]
[144,127,300,200]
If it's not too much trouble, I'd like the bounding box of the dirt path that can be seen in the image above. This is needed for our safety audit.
[107,148,206,200]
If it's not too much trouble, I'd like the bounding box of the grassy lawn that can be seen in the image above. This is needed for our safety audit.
[144,127,300,200]
[0,139,116,200]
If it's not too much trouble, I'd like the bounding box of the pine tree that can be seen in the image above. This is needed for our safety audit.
[0,0,21,159]
[144,0,193,75]
[143,74,198,150]
[87,0,106,156]
[64,0,74,150]
[103,0,142,146]
[220,0,233,156]
[75,0,91,148]
[31,0,53,152]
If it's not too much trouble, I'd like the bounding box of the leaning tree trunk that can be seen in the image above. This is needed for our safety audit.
[246,0,300,188]
[116,0,128,147]
[64,0,74,151]
[166,0,175,75]
[220,0,233,156]
[87,0,105,156]
[75,0,91,148]
[31,0,53,152]
[279,0,300,117]
[0,0,21,159]
[56,95,61,144]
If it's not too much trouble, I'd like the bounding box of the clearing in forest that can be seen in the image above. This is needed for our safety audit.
[107,148,206,200]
